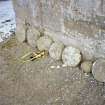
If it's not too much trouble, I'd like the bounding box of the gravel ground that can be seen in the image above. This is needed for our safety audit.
[0,37,105,105]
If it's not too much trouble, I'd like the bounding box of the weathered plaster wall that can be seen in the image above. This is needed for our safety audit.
[12,0,105,60]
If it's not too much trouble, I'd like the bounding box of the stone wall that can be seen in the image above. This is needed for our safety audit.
[12,0,105,60]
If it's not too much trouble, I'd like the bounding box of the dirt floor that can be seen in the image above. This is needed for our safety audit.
[0,36,105,105]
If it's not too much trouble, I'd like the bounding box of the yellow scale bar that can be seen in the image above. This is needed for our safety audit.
[20,50,48,63]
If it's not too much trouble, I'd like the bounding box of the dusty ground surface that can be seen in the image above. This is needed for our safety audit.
[0,37,105,105]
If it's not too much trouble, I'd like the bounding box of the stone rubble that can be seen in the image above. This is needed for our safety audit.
[14,26,105,82]
[92,59,105,82]
[62,46,81,67]
[36,35,53,51]
[81,61,93,73]
[12,0,105,82]
[49,42,64,60]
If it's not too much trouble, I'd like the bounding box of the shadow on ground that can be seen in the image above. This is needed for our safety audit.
[0,37,105,105]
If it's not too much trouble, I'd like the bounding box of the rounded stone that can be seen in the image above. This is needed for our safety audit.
[62,46,81,67]
[81,61,92,73]
[49,42,64,60]
[27,27,40,48]
[92,59,105,82]
[36,36,53,51]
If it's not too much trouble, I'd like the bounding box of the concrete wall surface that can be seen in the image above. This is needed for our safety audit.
[12,0,105,60]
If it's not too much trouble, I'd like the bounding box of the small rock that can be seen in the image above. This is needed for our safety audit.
[56,65,60,69]
[81,61,92,73]
[36,36,53,51]
[27,27,40,48]
[92,59,105,82]
[62,64,67,67]
[50,65,55,69]
[62,46,81,67]
[49,42,64,60]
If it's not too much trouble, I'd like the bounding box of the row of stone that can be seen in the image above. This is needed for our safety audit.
[36,35,80,66]
[16,27,105,83]
[36,35,105,83]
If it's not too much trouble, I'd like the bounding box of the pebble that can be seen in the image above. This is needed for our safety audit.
[36,36,53,51]
[50,65,55,69]
[49,42,64,60]
[92,59,105,82]
[56,65,60,69]
[62,64,67,67]
[62,46,81,67]
[81,61,92,73]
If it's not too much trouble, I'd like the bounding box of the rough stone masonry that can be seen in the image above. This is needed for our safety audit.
[12,0,105,60]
